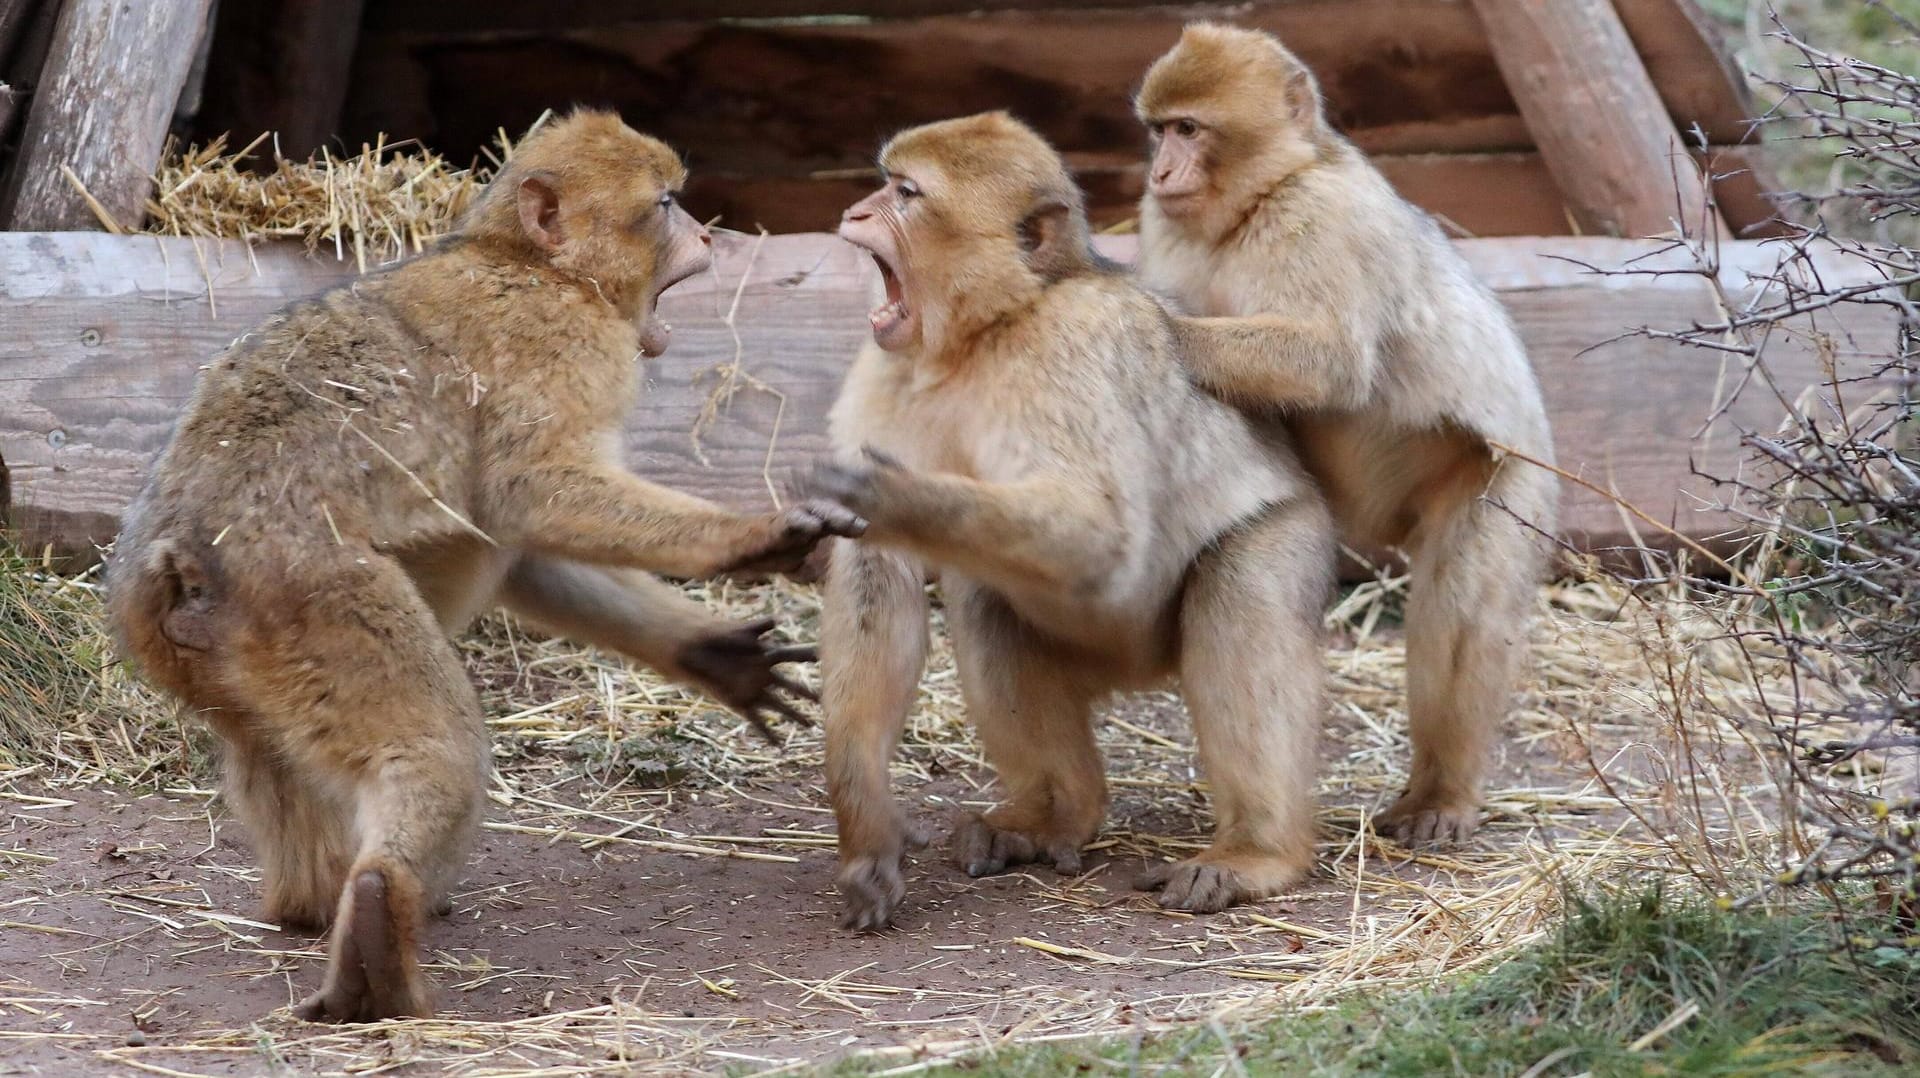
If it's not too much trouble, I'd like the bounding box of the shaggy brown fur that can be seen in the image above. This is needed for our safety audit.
[107,110,861,1021]
[812,113,1334,930]
[1134,25,1560,845]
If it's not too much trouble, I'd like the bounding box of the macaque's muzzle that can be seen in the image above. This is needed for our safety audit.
[1149,136,1207,203]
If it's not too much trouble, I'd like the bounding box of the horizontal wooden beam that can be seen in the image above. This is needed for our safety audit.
[0,232,1892,569]
[684,146,1785,238]
[339,0,1755,187]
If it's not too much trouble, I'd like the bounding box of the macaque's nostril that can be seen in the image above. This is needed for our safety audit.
[698,230,712,247]
[845,208,872,223]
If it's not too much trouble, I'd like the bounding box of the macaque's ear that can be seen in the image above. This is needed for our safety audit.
[1017,199,1076,280]
[1282,61,1323,127]
[517,174,565,252]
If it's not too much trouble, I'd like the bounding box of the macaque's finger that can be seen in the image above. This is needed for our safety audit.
[771,672,820,705]
[765,695,813,728]
[1134,861,1177,892]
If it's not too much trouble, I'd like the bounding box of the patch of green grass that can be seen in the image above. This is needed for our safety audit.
[849,889,1920,1077]
[0,543,110,764]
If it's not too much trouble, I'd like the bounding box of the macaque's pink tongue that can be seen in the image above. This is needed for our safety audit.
[639,314,672,358]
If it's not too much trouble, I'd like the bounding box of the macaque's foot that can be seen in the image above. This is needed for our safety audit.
[1376,791,1481,846]
[836,819,932,932]
[293,870,430,1023]
[950,811,1093,879]
[1135,849,1310,913]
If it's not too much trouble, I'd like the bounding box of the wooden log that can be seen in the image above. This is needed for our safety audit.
[0,0,216,231]
[1469,0,1726,239]
[0,233,1893,568]
[195,0,369,162]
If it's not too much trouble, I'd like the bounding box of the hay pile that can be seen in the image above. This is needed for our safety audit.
[138,122,539,270]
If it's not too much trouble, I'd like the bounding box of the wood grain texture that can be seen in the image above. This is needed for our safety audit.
[335,1,1766,237]
[1469,0,1726,239]
[0,233,1893,567]
[0,0,216,231]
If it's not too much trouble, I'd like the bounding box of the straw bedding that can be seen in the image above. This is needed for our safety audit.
[0,139,1842,1074]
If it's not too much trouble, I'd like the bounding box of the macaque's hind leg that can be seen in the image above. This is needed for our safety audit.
[946,585,1109,878]
[1142,500,1331,912]
[225,555,488,1022]
[221,725,355,932]
[1379,473,1546,846]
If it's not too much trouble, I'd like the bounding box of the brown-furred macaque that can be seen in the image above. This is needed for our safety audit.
[1132,24,1560,846]
[810,112,1334,931]
[105,110,863,1022]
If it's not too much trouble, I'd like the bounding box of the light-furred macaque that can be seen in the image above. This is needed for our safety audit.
[106,110,863,1022]
[811,112,1335,931]
[1133,24,1559,845]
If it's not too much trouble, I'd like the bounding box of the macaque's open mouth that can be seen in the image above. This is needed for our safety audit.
[639,249,713,359]
[639,307,673,358]
[868,254,915,349]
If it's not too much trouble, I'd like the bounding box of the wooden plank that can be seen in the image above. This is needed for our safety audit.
[337,2,1766,234]
[194,0,369,161]
[690,146,1772,239]
[0,0,217,231]
[1469,0,1725,239]
[687,152,1573,237]
[342,3,1531,171]
[0,233,1892,567]
[347,1,1755,151]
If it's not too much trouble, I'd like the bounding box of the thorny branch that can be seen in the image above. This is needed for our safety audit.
[1593,10,1918,936]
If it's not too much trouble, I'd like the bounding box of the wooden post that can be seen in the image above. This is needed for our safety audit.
[0,0,216,231]
[195,0,368,162]
[1468,0,1726,239]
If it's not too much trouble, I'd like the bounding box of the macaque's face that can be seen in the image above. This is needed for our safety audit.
[839,168,925,353]
[605,155,712,357]
[516,131,713,356]
[1143,116,1213,213]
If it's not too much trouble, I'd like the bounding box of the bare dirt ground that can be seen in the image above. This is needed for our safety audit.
[0,580,1770,1076]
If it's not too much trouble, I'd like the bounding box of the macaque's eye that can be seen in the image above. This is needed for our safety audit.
[897,179,921,200]
[1174,119,1200,139]
[657,191,676,208]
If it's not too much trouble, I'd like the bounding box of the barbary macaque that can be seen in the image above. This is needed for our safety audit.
[812,111,1335,930]
[107,110,862,1021]
[1134,24,1560,844]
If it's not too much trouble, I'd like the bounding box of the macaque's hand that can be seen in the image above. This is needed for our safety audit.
[676,617,820,745]
[719,501,867,577]
[803,446,910,522]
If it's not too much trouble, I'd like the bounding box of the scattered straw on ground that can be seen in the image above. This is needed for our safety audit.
[0,564,1824,1075]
